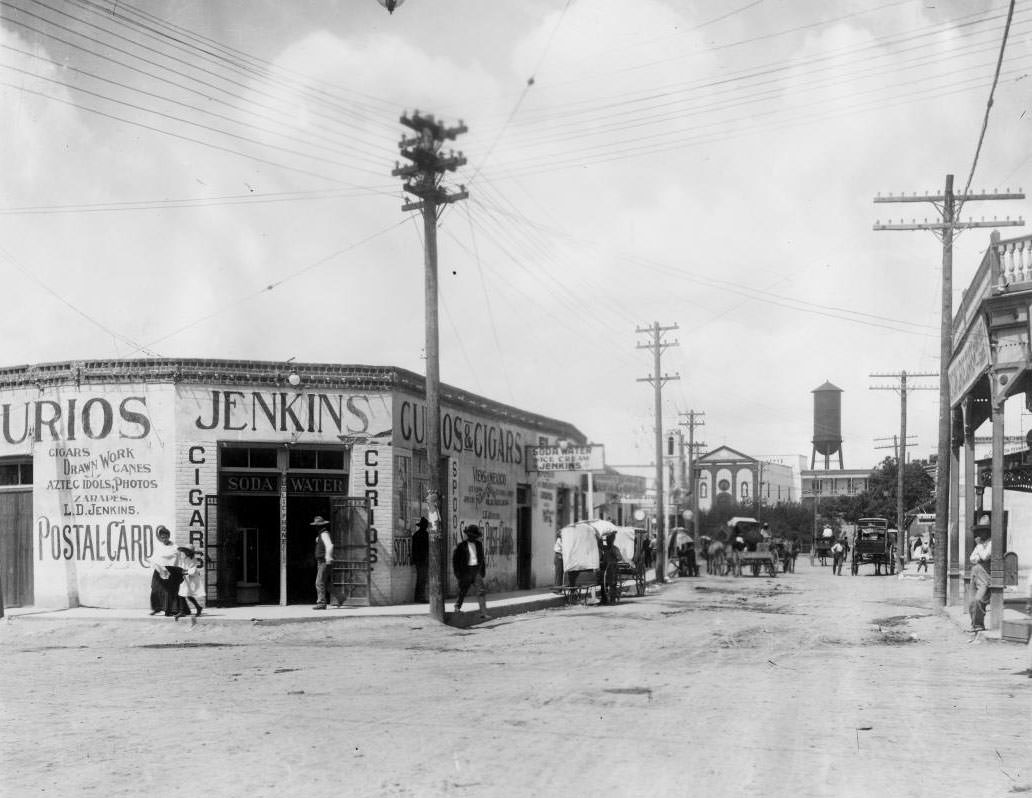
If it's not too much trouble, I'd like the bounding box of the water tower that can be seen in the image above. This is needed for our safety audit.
[811,380,844,469]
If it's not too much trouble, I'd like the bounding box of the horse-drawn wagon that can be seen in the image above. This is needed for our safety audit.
[850,517,898,575]
[727,517,778,577]
[555,521,650,604]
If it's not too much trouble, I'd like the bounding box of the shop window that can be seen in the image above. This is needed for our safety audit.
[289,449,317,469]
[699,482,708,499]
[317,449,345,471]
[740,482,749,499]
[221,446,278,469]
[0,459,32,486]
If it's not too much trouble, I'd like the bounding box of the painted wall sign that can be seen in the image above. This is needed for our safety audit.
[0,385,178,609]
[192,389,391,438]
[220,472,280,494]
[528,444,604,472]
[395,398,524,466]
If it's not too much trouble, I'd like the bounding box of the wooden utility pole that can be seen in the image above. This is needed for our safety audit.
[637,323,679,582]
[873,176,1023,605]
[393,111,468,623]
[871,370,936,571]
[679,410,705,541]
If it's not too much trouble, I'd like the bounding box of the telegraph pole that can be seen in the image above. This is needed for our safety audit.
[637,323,679,582]
[393,111,468,623]
[679,410,705,541]
[871,370,936,571]
[873,176,1023,604]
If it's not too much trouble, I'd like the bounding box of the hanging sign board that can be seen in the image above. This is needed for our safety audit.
[527,444,604,472]
[949,315,990,406]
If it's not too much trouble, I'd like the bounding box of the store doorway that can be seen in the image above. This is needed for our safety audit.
[286,496,331,605]
[219,494,279,604]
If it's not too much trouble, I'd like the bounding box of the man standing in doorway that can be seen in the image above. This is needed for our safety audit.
[452,524,491,620]
[312,516,341,610]
[968,527,991,631]
[411,517,429,603]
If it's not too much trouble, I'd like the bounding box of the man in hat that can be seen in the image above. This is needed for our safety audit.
[968,527,992,631]
[411,517,429,603]
[311,516,341,610]
[452,524,490,620]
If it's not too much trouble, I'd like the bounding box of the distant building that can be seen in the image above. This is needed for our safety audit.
[800,468,870,501]
[695,446,796,512]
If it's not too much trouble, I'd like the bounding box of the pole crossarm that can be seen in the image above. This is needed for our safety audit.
[873,219,1023,231]
[874,191,1024,203]
[393,110,469,214]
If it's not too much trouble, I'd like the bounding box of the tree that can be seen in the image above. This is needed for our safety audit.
[856,457,935,522]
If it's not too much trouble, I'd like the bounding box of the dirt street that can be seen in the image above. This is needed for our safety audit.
[1,560,1029,798]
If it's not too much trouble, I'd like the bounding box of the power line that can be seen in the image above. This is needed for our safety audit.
[143,218,409,349]
[958,0,1018,213]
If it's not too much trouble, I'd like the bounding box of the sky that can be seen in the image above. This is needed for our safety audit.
[1,0,1030,475]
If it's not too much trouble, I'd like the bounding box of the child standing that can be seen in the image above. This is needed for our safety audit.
[176,546,205,619]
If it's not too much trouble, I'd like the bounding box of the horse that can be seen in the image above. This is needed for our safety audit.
[707,540,726,576]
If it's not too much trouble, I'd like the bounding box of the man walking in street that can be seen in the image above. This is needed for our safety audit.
[312,516,341,610]
[831,539,845,576]
[452,524,490,620]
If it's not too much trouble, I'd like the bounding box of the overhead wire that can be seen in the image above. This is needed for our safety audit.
[958,0,1018,213]
[481,57,1032,180]
[465,0,574,185]
[143,218,409,349]
[493,16,1025,151]
[481,4,1012,128]
[64,0,399,150]
[0,184,400,215]
[462,202,515,402]
[405,211,484,394]
[2,5,396,171]
[26,0,396,148]
[0,48,390,177]
[101,0,401,120]
[0,244,162,357]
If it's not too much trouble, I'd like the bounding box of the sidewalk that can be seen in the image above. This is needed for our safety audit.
[900,561,1032,644]
[1,585,572,628]
[3,570,663,628]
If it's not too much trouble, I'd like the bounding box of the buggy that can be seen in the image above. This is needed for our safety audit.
[850,518,898,576]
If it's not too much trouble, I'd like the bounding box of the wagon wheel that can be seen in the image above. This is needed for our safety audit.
[635,564,646,596]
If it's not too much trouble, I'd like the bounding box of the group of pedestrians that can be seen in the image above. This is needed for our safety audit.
[147,525,204,619]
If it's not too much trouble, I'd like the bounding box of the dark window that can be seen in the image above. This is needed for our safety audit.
[0,464,19,485]
[221,448,249,468]
[289,449,317,469]
[248,448,278,469]
[0,459,32,486]
[317,449,345,471]
[221,446,278,469]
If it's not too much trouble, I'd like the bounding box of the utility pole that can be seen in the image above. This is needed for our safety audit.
[871,370,936,571]
[679,410,705,541]
[637,322,679,582]
[873,176,1024,605]
[393,110,468,623]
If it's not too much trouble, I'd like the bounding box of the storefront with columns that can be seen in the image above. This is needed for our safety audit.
[948,231,1032,630]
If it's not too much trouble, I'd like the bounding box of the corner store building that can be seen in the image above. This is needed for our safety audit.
[0,359,594,609]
